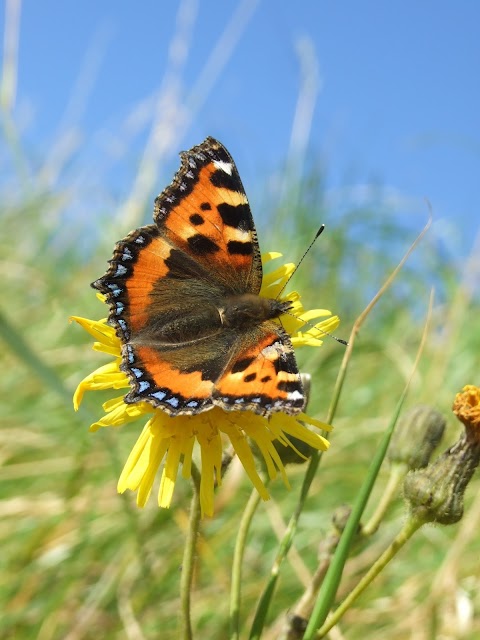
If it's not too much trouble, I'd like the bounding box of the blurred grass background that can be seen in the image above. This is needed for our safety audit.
[1,2,480,639]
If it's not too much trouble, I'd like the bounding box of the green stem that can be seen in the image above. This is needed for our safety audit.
[362,464,406,537]
[180,462,202,640]
[230,488,262,640]
[248,449,323,640]
[316,513,425,637]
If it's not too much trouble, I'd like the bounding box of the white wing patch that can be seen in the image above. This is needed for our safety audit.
[213,160,233,175]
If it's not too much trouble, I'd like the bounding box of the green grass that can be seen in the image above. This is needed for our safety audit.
[2,144,479,640]
[1,40,479,636]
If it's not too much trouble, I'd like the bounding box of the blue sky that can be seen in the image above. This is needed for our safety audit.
[4,1,479,258]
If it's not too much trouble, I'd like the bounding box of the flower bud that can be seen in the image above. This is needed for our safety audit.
[403,385,480,526]
[389,405,446,470]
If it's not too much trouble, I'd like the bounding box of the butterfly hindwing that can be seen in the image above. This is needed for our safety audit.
[213,325,305,415]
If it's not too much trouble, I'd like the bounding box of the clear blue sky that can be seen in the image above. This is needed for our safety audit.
[4,1,479,258]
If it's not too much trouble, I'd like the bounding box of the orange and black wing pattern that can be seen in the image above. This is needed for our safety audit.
[92,137,304,416]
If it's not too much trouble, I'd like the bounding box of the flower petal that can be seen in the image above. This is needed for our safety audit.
[73,362,129,410]
[70,315,118,347]
[221,417,270,501]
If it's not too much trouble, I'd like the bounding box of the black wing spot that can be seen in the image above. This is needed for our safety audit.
[231,357,255,374]
[277,380,302,393]
[164,248,208,279]
[217,203,251,231]
[188,234,220,254]
[210,168,242,191]
[189,213,204,225]
[260,375,272,383]
[283,351,297,371]
[227,240,253,256]
[244,373,257,383]
[200,202,212,211]
[189,357,227,382]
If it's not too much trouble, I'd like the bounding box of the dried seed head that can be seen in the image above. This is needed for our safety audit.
[452,385,480,436]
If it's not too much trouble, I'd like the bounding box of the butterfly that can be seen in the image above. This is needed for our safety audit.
[92,137,305,416]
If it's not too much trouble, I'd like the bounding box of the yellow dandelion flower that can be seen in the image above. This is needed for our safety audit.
[72,254,339,517]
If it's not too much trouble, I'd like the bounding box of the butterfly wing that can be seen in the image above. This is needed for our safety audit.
[92,138,269,414]
[153,137,263,295]
[213,324,305,415]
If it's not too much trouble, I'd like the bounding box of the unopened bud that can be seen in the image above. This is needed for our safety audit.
[389,405,446,470]
[404,385,480,525]
[404,436,480,524]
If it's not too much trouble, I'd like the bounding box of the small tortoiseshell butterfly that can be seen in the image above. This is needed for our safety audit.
[92,137,305,416]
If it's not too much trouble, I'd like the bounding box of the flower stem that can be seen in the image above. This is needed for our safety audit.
[230,487,262,639]
[362,463,405,536]
[317,513,425,637]
[180,462,202,640]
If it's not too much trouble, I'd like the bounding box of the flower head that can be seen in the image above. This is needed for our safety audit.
[72,254,339,517]
[452,384,480,434]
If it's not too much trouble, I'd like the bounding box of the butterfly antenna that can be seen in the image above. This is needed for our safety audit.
[275,224,348,347]
[283,310,349,346]
[276,224,325,299]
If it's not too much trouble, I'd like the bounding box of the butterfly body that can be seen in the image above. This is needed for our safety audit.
[93,137,305,416]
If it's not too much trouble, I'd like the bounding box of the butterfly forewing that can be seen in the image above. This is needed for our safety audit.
[154,137,262,295]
